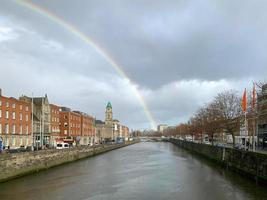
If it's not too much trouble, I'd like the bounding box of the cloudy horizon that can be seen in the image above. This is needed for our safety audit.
[0,0,267,130]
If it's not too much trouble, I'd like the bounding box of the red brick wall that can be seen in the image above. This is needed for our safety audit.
[0,96,32,135]
[59,111,81,137]
[81,115,94,137]
[50,104,60,136]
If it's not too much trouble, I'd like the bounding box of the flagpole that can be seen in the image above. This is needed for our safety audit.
[245,111,249,149]
[242,88,248,150]
[31,92,34,151]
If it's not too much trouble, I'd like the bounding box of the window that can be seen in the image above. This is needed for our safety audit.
[6,102,9,107]
[20,105,22,110]
[26,106,29,111]
[12,124,16,134]
[5,124,9,134]
[64,130,67,135]
[26,114,28,121]
[5,111,9,119]
[12,112,16,120]
[20,113,22,121]
[5,138,9,147]
[20,137,23,146]
[26,125,29,134]
[12,103,15,109]
[11,137,15,146]
[20,125,22,134]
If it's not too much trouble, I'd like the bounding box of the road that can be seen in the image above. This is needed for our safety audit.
[0,142,266,200]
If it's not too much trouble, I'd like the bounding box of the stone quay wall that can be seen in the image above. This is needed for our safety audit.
[0,142,138,183]
[170,139,267,184]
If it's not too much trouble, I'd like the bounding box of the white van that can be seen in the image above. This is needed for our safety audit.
[56,143,70,150]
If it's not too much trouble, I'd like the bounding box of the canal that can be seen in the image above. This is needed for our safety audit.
[0,142,266,200]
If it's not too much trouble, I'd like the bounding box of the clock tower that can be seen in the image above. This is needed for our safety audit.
[105,102,113,125]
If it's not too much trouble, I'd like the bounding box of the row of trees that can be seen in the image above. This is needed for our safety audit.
[163,89,251,147]
[142,81,266,146]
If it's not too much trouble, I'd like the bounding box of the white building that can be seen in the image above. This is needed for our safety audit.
[157,124,168,133]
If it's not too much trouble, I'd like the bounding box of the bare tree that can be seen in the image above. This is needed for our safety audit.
[255,80,267,91]
[214,90,242,147]
[195,107,207,143]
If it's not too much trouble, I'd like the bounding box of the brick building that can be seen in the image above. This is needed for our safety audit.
[122,125,130,140]
[0,90,32,149]
[75,111,95,145]
[50,104,60,147]
[59,107,82,145]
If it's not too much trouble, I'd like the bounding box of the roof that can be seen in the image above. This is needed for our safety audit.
[95,120,105,125]
[106,102,112,109]
[20,95,49,106]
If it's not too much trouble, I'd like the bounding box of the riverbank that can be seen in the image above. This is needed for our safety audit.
[0,141,138,183]
[169,138,267,185]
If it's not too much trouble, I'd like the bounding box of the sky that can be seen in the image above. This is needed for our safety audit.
[0,0,267,130]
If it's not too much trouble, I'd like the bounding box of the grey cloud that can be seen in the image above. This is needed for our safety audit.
[0,0,266,129]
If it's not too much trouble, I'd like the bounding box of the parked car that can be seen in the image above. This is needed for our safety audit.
[235,144,248,151]
[56,143,70,150]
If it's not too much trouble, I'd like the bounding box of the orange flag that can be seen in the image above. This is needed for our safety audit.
[252,84,256,111]
[242,88,247,112]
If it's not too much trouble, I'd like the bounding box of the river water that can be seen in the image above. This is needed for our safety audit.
[0,142,266,200]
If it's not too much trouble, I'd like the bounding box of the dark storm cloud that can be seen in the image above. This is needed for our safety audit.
[0,0,266,129]
[29,0,267,88]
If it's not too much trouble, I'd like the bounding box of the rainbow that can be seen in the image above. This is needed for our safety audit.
[14,0,157,129]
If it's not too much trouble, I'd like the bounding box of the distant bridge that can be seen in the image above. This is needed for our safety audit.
[139,137,168,142]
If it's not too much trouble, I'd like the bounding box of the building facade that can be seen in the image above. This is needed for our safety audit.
[0,90,32,149]
[50,104,60,147]
[96,102,130,143]
[59,107,82,145]
[258,84,267,149]
[121,125,130,140]
[157,124,168,133]
[95,119,105,143]
[104,102,114,140]
[20,94,51,147]
[75,111,95,145]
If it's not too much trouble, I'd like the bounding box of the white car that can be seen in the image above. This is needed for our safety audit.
[56,143,70,150]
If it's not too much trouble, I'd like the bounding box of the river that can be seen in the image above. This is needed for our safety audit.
[0,142,266,200]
